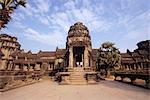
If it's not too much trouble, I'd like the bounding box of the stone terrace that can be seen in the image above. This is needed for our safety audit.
[0,80,149,100]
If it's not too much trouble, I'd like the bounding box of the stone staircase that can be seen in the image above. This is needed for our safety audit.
[69,68,87,85]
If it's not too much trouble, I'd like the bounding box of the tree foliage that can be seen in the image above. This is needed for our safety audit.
[97,42,121,77]
[0,0,26,29]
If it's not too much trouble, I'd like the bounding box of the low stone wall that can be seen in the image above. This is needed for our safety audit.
[0,71,44,92]
[114,70,150,88]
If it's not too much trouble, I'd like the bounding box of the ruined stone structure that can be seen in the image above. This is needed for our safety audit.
[0,22,97,72]
[120,40,150,72]
[66,22,93,70]
[0,34,20,70]
[0,22,149,74]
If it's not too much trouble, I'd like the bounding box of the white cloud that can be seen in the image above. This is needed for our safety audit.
[64,0,76,9]
[14,21,26,29]
[33,0,51,13]
[5,0,148,52]
[38,16,50,26]
[47,0,111,34]
[121,10,149,40]
[21,0,51,15]
[24,28,64,46]
[20,3,36,16]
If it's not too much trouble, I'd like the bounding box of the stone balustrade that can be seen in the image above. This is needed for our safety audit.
[0,71,44,91]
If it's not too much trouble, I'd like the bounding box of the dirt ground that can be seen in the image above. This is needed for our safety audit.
[0,80,149,100]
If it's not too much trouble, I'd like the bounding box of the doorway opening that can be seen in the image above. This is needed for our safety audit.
[73,46,85,67]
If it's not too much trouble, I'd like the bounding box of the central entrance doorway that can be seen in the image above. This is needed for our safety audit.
[73,46,85,67]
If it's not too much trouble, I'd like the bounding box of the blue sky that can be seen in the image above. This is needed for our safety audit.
[1,0,150,53]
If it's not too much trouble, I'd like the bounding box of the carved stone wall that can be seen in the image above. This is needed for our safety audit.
[0,34,20,70]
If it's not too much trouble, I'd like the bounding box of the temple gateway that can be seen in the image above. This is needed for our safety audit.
[66,22,93,69]
[0,22,149,84]
[0,22,98,72]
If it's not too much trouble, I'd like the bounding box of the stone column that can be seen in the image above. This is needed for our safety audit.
[23,64,28,71]
[126,64,129,70]
[47,63,51,71]
[69,47,73,67]
[134,63,137,70]
[14,64,20,71]
[90,57,92,67]
[137,63,141,70]
[84,47,89,67]
[120,65,122,70]
[35,63,41,71]
[141,63,143,69]
[51,63,54,70]
[29,64,34,71]
[9,62,13,71]
[0,60,6,70]
[40,62,47,71]
[6,62,10,70]
[81,54,84,67]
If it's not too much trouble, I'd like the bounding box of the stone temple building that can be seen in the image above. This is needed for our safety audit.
[120,40,150,72]
[0,34,20,70]
[0,22,149,73]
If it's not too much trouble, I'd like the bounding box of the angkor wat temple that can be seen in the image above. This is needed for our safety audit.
[0,22,149,74]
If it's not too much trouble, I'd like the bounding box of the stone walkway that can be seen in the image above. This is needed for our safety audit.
[0,80,149,100]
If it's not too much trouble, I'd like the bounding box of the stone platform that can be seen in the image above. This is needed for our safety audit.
[58,67,98,85]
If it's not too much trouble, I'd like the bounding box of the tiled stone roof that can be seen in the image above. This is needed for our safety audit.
[0,34,17,39]
[56,49,66,58]
[37,51,56,57]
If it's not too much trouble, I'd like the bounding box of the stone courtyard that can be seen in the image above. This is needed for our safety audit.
[0,79,149,100]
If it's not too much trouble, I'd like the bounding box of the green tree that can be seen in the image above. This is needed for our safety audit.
[97,42,121,77]
[0,0,26,29]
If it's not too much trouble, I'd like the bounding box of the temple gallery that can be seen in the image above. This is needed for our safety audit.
[0,22,149,85]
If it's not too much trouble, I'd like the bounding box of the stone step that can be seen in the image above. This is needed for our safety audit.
[67,68,97,85]
[70,79,85,81]
[71,72,85,74]
[70,78,85,80]
[70,82,87,85]
[70,77,85,79]
[73,68,84,71]
[70,75,84,77]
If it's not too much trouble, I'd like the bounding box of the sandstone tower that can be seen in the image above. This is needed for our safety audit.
[0,34,20,70]
[66,22,92,70]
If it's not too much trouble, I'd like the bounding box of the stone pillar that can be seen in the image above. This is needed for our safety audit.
[6,62,11,70]
[9,62,13,71]
[141,63,143,69]
[52,63,54,70]
[43,62,48,71]
[23,64,28,71]
[122,64,125,70]
[134,63,137,70]
[69,47,73,67]
[126,64,129,70]
[29,64,34,71]
[0,60,6,70]
[84,47,89,67]
[47,63,51,70]
[14,64,20,71]
[137,63,141,70]
[35,63,41,71]
[82,54,84,67]
[90,57,92,67]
